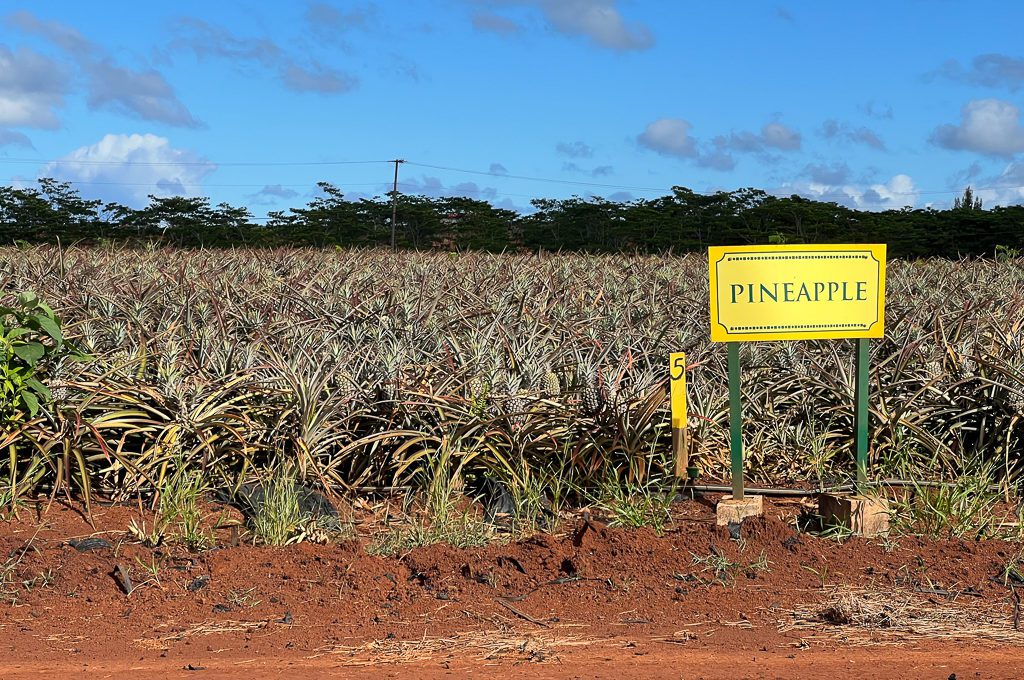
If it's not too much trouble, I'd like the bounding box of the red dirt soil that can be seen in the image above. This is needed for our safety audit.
[1,496,1022,679]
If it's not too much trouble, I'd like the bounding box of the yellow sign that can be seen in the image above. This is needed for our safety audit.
[709,244,886,342]
[669,352,687,428]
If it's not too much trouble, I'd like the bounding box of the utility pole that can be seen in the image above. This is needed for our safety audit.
[390,159,405,250]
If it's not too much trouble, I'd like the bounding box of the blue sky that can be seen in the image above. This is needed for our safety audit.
[3,1,1024,215]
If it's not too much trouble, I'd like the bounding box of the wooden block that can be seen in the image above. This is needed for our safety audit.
[819,494,889,537]
[716,494,764,526]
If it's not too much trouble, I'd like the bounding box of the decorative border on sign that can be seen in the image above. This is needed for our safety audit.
[713,249,883,337]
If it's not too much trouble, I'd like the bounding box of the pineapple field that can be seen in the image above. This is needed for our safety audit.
[3,245,1024,677]
[2,245,1023,508]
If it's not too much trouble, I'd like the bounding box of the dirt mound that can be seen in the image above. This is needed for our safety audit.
[0,497,1020,676]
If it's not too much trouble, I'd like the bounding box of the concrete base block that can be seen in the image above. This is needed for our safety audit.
[819,494,890,537]
[716,494,764,526]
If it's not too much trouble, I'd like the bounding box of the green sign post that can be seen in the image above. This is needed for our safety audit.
[709,244,886,498]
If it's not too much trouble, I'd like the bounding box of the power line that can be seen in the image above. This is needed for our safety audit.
[0,157,391,167]
[398,161,1024,199]
[404,161,669,193]
[3,179,389,189]
[5,154,1024,200]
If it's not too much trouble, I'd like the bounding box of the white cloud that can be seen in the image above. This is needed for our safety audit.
[305,2,376,39]
[778,173,918,211]
[470,1,653,51]
[931,99,1024,157]
[9,11,200,127]
[471,12,523,35]
[696,141,736,171]
[40,133,216,206]
[0,45,69,129]
[169,17,358,95]
[542,0,652,51]
[255,184,299,199]
[972,162,1024,206]
[726,121,802,152]
[804,162,851,185]
[860,101,893,120]
[760,122,801,150]
[639,118,800,171]
[400,175,499,201]
[86,60,200,127]
[556,140,594,158]
[637,118,697,158]
[820,119,886,150]
[935,54,1024,91]
[0,129,33,148]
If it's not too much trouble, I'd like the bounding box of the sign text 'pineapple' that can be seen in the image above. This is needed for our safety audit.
[709,244,886,342]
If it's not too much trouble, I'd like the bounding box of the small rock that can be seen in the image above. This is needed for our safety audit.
[186,576,210,592]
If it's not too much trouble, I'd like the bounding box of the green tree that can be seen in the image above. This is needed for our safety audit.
[952,185,983,211]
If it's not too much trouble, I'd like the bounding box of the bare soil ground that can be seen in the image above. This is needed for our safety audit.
[2,496,1023,679]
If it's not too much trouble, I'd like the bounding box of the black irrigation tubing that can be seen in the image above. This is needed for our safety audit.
[678,479,1006,498]
[680,485,830,497]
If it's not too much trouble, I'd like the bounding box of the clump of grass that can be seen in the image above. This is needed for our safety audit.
[249,467,305,546]
[1,558,19,604]
[887,460,1012,539]
[690,549,770,586]
[491,458,578,536]
[367,509,494,556]
[590,477,676,535]
[133,555,163,588]
[367,437,495,555]
[157,464,213,551]
[0,459,44,518]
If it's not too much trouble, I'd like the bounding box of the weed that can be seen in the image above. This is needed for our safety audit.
[0,559,17,604]
[815,522,855,542]
[249,467,304,546]
[227,586,262,608]
[499,460,578,535]
[887,462,1008,539]
[368,435,496,555]
[690,549,769,586]
[591,477,675,535]
[21,568,56,592]
[802,563,831,589]
[1000,549,1024,587]
[126,518,164,548]
[156,464,213,551]
[133,555,163,588]
[366,508,494,556]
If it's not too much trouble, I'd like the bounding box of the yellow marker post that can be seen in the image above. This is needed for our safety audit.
[670,352,688,479]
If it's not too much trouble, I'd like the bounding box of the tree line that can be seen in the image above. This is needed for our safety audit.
[0,179,1019,258]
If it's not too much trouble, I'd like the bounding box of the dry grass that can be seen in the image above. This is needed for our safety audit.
[781,586,1024,645]
[316,628,596,665]
[134,619,269,649]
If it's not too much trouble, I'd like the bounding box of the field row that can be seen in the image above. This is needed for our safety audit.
[0,246,1022,508]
